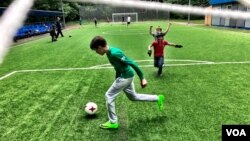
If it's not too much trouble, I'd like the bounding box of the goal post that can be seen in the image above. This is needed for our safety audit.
[112,12,138,23]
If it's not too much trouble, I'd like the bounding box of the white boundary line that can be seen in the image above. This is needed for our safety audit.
[102,31,147,35]
[1,59,250,81]
[102,28,148,35]
[0,71,17,81]
[135,59,212,63]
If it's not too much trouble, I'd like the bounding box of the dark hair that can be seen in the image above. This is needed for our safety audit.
[156,27,162,31]
[90,36,107,50]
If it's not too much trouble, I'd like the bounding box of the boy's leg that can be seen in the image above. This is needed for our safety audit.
[154,57,159,68]
[56,31,59,38]
[123,78,158,101]
[54,34,57,41]
[52,34,55,41]
[123,78,165,111]
[59,30,64,37]
[100,77,131,128]
[158,56,164,75]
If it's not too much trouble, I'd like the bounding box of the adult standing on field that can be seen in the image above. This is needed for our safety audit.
[79,17,82,26]
[94,17,98,28]
[127,16,131,27]
[56,17,64,38]
[122,16,125,24]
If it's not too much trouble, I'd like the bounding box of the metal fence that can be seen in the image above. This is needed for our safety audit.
[79,4,170,23]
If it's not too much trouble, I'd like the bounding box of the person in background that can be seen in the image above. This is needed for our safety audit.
[122,16,125,24]
[94,17,98,28]
[79,17,82,26]
[50,24,57,42]
[55,17,64,38]
[127,16,131,27]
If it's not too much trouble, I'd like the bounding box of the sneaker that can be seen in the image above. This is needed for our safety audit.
[158,95,165,111]
[99,121,118,129]
[157,73,163,77]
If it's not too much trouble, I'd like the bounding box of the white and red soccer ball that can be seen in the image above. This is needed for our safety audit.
[84,102,98,115]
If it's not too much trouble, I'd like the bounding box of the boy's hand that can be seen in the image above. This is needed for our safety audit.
[148,50,152,57]
[175,45,183,48]
[141,79,147,88]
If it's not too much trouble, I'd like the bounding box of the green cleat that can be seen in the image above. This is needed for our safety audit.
[99,121,119,129]
[158,95,165,111]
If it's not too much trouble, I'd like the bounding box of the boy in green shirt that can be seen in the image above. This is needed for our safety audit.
[90,36,165,129]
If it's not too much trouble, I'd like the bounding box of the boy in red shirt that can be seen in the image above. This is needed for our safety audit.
[148,37,182,76]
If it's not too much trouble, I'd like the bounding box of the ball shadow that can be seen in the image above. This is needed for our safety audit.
[84,114,99,120]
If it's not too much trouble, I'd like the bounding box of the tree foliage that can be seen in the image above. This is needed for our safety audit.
[0,0,14,7]
[0,0,82,21]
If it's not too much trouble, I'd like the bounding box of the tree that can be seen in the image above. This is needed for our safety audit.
[0,0,14,7]
[63,3,80,21]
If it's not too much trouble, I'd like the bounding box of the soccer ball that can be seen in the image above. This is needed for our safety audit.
[84,102,98,115]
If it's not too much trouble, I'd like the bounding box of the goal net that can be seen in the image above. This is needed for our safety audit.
[112,13,138,23]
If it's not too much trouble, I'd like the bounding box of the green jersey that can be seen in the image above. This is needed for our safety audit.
[106,47,144,80]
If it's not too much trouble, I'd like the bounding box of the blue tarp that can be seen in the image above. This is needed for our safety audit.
[209,0,237,5]
[0,7,63,39]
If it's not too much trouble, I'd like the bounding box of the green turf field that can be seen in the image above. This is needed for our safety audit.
[0,21,250,141]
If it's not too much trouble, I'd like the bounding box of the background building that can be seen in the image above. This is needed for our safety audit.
[207,0,250,29]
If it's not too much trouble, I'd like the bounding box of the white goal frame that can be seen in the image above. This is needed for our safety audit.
[112,12,138,23]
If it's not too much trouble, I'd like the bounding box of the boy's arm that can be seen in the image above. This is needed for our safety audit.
[125,59,147,88]
[148,44,153,50]
[147,44,153,57]
[114,52,147,88]
[168,42,183,48]
[125,58,144,80]
[163,23,172,34]
[115,72,121,79]
[149,26,153,35]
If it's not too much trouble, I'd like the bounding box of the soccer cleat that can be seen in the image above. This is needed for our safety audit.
[99,121,119,129]
[158,95,165,111]
[157,73,163,77]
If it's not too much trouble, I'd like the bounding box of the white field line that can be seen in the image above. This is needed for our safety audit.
[1,60,250,81]
[102,32,148,35]
[93,62,215,69]
[102,28,150,35]
[0,71,17,80]
[135,59,213,63]
[102,30,147,35]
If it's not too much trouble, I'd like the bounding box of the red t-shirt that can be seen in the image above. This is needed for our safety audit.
[151,40,168,57]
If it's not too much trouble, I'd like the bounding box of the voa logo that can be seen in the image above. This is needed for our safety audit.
[226,129,246,136]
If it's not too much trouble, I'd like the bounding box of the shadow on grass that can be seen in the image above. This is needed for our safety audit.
[151,69,189,82]
[84,114,99,120]
[127,115,169,139]
[131,115,168,127]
